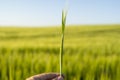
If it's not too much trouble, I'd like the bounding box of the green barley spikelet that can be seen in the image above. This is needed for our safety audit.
[60,9,67,76]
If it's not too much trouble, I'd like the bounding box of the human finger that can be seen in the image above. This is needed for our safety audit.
[53,76,64,80]
[26,73,59,80]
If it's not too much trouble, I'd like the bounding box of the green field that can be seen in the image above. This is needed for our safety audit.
[0,25,120,80]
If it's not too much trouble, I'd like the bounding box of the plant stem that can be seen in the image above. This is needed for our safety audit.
[60,33,64,76]
[60,10,67,76]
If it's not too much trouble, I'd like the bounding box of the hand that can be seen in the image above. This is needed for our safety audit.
[26,73,64,80]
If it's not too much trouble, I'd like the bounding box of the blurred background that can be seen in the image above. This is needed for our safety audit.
[0,0,120,80]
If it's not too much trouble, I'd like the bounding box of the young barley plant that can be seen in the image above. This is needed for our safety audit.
[60,9,67,76]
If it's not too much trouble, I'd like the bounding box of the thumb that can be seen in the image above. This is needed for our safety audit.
[53,76,64,80]
[57,76,64,80]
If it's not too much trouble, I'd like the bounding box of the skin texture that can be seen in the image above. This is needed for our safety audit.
[26,73,64,80]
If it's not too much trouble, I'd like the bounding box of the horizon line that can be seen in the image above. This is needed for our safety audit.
[0,23,120,27]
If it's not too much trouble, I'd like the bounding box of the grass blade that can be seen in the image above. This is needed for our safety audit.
[60,9,67,76]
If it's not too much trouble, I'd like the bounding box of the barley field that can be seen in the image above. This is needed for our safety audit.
[0,25,120,80]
